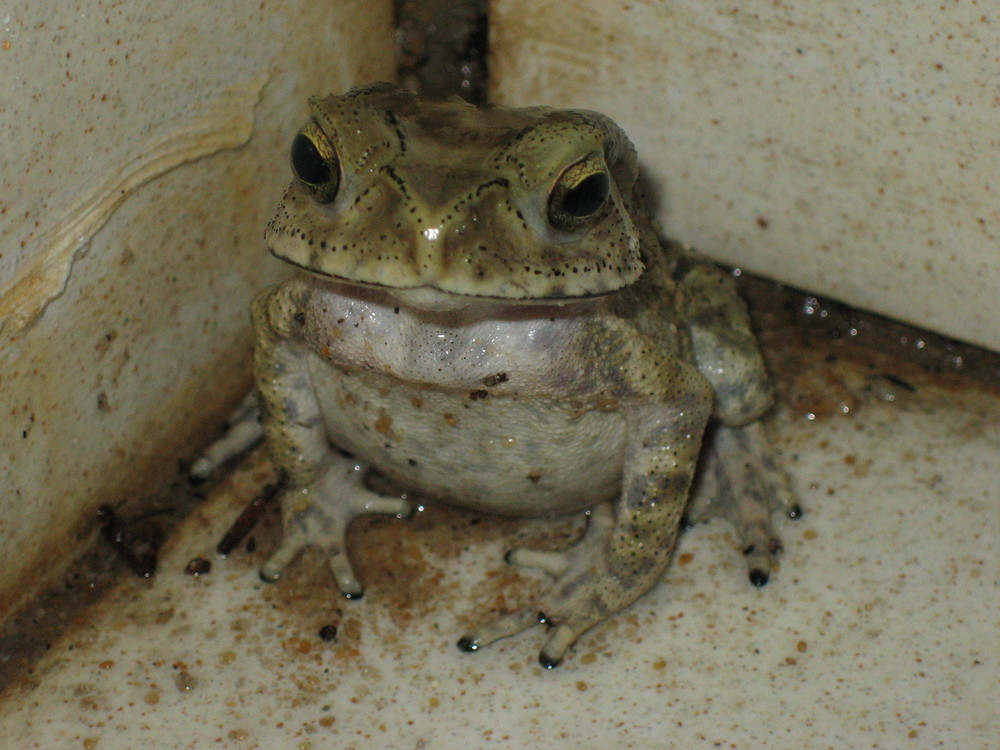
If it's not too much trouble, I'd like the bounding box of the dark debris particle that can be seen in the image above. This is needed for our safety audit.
[184,557,212,576]
[318,624,338,642]
[97,504,161,578]
[749,569,770,587]
[216,481,282,557]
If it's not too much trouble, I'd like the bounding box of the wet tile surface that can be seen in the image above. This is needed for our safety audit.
[0,374,997,749]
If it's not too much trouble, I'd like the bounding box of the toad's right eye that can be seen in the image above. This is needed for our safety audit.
[290,125,340,204]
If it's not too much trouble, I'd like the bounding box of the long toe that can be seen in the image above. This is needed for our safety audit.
[326,545,363,596]
[506,547,571,577]
[538,620,588,669]
[457,607,540,654]
[260,537,303,581]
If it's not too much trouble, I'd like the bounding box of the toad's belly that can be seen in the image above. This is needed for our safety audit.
[309,363,627,516]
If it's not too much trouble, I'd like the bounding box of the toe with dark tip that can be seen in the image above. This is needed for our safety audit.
[538,651,562,670]
[457,636,479,653]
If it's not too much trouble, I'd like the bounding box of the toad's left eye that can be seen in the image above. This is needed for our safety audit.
[290,123,340,204]
[547,153,612,232]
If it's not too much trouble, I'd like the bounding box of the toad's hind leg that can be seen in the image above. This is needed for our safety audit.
[458,367,712,669]
[677,257,800,585]
[685,422,799,586]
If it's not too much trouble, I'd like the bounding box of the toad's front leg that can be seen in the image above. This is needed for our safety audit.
[252,282,410,596]
[459,369,712,668]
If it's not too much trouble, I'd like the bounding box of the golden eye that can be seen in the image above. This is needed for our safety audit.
[290,123,340,204]
[547,152,611,231]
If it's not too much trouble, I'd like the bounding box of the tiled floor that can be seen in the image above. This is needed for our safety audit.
[0,346,997,748]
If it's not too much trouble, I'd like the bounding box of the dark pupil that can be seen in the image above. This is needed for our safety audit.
[560,172,610,218]
[291,134,331,185]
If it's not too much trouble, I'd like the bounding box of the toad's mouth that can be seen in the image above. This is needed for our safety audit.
[276,253,624,312]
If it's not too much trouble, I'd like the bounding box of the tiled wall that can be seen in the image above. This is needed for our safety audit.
[0,0,395,622]
[492,0,999,352]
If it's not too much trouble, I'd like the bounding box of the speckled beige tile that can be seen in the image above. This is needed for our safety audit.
[491,0,1000,353]
[0,376,995,748]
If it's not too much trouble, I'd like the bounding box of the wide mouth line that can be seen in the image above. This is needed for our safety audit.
[269,250,629,306]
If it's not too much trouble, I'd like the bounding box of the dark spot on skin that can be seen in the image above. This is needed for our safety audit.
[749,569,770,587]
[407,458,418,466]
[293,311,306,325]
[769,538,784,555]
[482,372,509,387]
[883,373,916,392]
[742,544,756,556]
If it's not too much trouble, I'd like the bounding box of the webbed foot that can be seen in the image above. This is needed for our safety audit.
[458,503,643,668]
[686,421,799,585]
[261,455,411,597]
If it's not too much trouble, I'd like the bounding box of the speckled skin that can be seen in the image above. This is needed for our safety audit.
[253,84,795,668]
